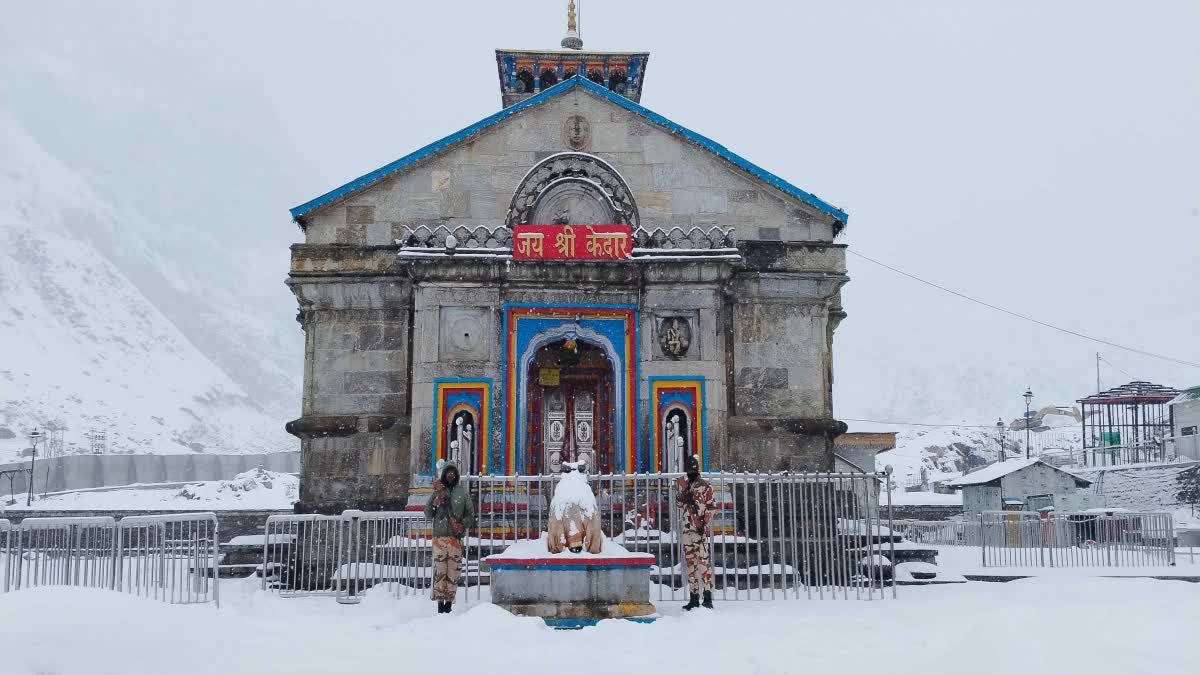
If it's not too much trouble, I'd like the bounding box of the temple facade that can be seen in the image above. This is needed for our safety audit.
[285,7,850,513]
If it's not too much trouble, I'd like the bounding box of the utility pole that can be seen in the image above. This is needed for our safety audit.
[1023,388,1035,460]
[27,428,43,507]
[1096,352,1101,394]
[996,418,1006,463]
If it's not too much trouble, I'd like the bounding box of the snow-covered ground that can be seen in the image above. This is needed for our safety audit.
[0,577,1196,675]
[0,468,296,511]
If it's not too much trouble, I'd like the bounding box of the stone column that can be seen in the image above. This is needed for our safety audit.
[727,242,849,471]
[286,272,413,513]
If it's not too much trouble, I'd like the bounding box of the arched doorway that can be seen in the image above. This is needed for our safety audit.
[525,337,614,474]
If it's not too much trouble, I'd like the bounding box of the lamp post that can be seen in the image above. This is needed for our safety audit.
[27,428,43,507]
[1023,388,1034,460]
[996,417,1006,463]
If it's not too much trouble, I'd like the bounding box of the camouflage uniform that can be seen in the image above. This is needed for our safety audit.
[677,474,715,594]
[424,460,474,605]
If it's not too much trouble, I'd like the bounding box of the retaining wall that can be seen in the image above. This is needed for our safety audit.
[0,452,299,495]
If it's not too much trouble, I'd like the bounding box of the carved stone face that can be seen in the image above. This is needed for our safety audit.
[529,180,616,225]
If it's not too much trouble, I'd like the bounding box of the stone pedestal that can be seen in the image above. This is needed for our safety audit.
[486,546,657,628]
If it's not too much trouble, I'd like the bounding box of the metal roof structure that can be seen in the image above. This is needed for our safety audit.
[289,76,848,228]
[1077,381,1180,406]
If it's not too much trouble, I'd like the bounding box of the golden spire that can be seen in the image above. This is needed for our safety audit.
[561,0,583,50]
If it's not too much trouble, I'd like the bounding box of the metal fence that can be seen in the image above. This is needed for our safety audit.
[261,471,895,603]
[9,516,119,591]
[980,511,1175,567]
[896,520,981,546]
[261,513,344,597]
[117,513,219,605]
[0,513,219,605]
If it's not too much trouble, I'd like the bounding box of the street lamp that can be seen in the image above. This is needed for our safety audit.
[27,428,43,506]
[1023,388,1034,460]
[996,417,1006,463]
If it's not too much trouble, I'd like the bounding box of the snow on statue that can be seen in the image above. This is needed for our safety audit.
[546,460,604,554]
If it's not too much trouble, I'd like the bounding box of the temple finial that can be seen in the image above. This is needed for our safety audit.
[562,0,583,50]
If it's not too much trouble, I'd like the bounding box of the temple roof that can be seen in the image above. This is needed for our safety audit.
[290,76,849,228]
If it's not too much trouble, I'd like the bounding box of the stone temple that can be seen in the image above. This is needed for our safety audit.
[285,8,850,513]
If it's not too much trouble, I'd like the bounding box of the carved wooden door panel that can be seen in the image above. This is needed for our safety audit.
[573,389,595,472]
[543,388,567,473]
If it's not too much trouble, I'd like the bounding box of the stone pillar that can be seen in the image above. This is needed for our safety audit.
[727,242,849,471]
[286,275,413,513]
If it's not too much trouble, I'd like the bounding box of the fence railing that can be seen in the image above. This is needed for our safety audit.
[896,520,981,546]
[261,471,895,603]
[10,516,119,591]
[261,514,343,597]
[980,511,1175,568]
[117,513,219,605]
[1,513,219,605]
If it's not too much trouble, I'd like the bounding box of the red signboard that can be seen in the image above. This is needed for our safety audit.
[512,224,633,260]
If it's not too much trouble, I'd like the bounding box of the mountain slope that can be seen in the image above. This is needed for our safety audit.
[0,111,293,461]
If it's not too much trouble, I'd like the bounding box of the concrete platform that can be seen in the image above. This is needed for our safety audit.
[486,547,657,626]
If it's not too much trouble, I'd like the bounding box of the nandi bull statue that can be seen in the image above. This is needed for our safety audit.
[546,460,604,554]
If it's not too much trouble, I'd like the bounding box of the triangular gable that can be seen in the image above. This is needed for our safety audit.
[290,76,848,227]
[944,458,1091,488]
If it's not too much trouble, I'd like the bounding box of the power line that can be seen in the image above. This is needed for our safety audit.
[1099,355,1137,382]
[847,249,1200,369]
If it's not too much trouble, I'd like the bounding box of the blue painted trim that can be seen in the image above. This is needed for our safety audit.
[431,377,492,476]
[647,375,708,471]
[501,302,639,473]
[289,77,848,225]
[544,616,657,629]
[488,564,653,571]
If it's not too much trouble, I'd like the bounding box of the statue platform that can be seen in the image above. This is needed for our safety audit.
[486,534,657,628]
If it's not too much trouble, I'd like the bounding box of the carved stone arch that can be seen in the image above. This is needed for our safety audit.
[505,152,640,228]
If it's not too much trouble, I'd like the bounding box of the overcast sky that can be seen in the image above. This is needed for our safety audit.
[3,0,1198,427]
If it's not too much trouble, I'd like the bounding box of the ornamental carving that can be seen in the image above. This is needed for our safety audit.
[506,152,639,228]
[657,317,692,359]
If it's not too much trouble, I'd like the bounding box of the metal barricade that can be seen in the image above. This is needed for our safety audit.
[335,511,429,604]
[0,519,12,593]
[12,516,119,591]
[455,471,894,603]
[897,520,981,546]
[117,513,219,606]
[261,514,343,596]
[981,511,1175,567]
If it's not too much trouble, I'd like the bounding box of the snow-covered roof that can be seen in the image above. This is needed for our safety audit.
[1170,385,1200,405]
[289,76,848,228]
[943,458,1091,488]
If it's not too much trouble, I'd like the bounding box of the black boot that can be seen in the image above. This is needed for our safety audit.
[701,591,713,609]
[437,601,449,614]
[682,593,700,611]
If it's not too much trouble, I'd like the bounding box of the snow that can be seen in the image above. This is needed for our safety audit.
[0,112,296,463]
[942,457,1072,487]
[1,577,1197,675]
[0,469,297,511]
[549,469,599,520]
[888,490,963,506]
[488,533,648,560]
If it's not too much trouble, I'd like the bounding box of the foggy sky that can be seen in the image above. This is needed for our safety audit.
[3,0,1198,427]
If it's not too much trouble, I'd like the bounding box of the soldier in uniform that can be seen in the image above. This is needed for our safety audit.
[676,453,715,610]
[424,459,474,614]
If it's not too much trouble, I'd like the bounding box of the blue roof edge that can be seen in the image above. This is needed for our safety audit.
[290,76,848,226]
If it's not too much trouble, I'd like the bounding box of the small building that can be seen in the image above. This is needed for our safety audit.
[833,432,897,474]
[1170,386,1200,461]
[943,458,1093,516]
